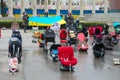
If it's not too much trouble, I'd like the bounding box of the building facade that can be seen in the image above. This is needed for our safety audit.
[0,0,111,17]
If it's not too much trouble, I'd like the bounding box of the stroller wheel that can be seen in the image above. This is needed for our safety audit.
[32,40,34,43]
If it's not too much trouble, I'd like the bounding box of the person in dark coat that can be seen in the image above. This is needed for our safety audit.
[22,12,29,33]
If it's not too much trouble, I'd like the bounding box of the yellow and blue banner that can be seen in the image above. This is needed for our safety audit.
[29,16,66,26]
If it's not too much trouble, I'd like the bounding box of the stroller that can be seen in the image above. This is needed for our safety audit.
[49,44,61,62]
[43,28,55,54]
[60,29,67,40]
[92,27,105,58]
[89,26,103,37]
[9,29,22,62]
[102,24,109,35]
[77,32,88,51]
[113,22,120,35]
[32,27,40,43]
[93,38,105,58]
[8,32,22,74]
[110,32,119,45]
[103,34,114,50]
[67,27,77,45]
[58,46,77,71]
[59,29,67,45]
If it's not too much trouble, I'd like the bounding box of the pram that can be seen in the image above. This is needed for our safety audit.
[59,29,67,45]
[32,27,40,43]
[60,29,67,40]
[89,26,103,37]
[58,46,77,71]
[93,38,105,58]
[67,27,77,45]
[92,27,105,58]
[9,36,22,63]
[77,32,88,51]
[8,36,22,74]
[43,28,55,54]
[113,22,120,35]
[110,32,119,45]
[49,44,61,62]
[88,27,94,36]
[103,34,114,50]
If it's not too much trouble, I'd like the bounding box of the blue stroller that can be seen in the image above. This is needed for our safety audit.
[49,44,61,62]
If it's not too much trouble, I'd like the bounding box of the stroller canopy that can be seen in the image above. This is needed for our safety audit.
[45,29,55,37]
[113,22,120,27]
[60,29,67,39]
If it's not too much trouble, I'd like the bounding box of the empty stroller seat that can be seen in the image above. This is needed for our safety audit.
[58,46,77,71]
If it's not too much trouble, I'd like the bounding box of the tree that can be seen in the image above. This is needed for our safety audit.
[0,0,7,16]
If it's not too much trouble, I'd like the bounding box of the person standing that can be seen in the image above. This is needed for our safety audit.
[22,12,29,33]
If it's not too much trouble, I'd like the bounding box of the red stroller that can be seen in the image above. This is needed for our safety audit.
[58,46,77,71]
[89,26,103,36]
[88,27,94,36]
[77,32,88,51]
[60,29,67,40]
[59,29,67,45]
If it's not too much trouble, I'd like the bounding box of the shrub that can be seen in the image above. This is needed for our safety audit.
[0,20,105,29]
[0,21,23,28]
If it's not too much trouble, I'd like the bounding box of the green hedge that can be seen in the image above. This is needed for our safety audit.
[0,20,105,28]
[0,21,23,28]
[80,22,105,28]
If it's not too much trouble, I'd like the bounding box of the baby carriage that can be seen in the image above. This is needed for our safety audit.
[9,29,22,63]
[59,29,67,45]
[110,32,119,45]
[92,27,105,58]
[113,22,120,35]
[92,27,103,43]
[89,26,103,37]
[8,36,22,74]
[103,34,114,50]
[88,27,94,36]
[58,46,77,71]
[60,29,67,40]
[49,44,61,62]
[77,32,88,51]
[32,27,40,43]
[43,28,55,54]
[67,27,77,45]
[102,24,109,35]
[93,38,105,58]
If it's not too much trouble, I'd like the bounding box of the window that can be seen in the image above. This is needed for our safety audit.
[53,2,55,5]
[29,2,31,5]
[48,0,50,5]
[41,0,44,5]
[37,0,40,5]
[66,3,68,5]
